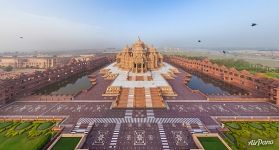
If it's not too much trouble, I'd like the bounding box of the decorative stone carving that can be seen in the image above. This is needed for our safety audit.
[102,86,121,96]
[116,38,163,73]
[159,86,177,96]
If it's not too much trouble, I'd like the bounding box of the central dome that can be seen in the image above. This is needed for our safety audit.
[133,38,146,49]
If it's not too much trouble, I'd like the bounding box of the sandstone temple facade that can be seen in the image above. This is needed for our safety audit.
[102,39,178,108]
[116,38,163,73]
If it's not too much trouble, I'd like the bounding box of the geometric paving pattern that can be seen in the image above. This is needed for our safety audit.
[77,117,202,124]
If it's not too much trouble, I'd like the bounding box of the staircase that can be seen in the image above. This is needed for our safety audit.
[145,88,152,108]
[116,88,129,108]
[127,88,134,108]
[150,88,165,108]
[134,87,145,108]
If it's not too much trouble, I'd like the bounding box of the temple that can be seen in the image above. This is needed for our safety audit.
[103,38,177,108]
[116,37,163,73]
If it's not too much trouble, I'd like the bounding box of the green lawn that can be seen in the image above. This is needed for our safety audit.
[0,121,57,150]
[51,137,81,150]
[223,122,279,150]
[0,132,51,150]
[198,137,228,150]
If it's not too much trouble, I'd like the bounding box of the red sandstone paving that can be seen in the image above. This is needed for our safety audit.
[83,123,197,150]
[164,68,207,100]
[1,101,279,125]
[132,109,147,118]
[43,102,125,119]
[0,101,59,116]
[82,123,116,149]
[165,102,279,117]
[1,101,279,149]
[163,123,196,149]
[0,102,125,124]
[116,123,162,150]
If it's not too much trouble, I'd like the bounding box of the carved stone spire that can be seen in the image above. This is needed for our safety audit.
[116,38,163,73]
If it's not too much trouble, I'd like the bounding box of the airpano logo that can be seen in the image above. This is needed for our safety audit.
[248,139,274,146]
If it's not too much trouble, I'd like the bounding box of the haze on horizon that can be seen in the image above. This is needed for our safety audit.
[0,0,279,52]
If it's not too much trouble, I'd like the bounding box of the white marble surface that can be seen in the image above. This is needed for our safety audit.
[104,62,175,88]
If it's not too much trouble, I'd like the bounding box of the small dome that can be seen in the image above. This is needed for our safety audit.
[133,37,146,49]
[123,45,130,52]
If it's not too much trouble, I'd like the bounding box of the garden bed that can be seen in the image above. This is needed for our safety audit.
[223,121,279,150]
[0,121,58,150]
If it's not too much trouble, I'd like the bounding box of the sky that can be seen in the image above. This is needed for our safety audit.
[0,0,279,51]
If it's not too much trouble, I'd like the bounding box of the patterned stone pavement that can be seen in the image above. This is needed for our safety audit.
[1,100,279,149]
[82,123,197,150]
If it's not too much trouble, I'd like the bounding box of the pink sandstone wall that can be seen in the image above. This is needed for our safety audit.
[165,55,279,104]
[0,55,115,104]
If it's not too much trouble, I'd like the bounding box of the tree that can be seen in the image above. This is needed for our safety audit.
[3,65,13,72]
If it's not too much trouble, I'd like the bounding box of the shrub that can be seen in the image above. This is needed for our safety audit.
[225,132,237,144]
[37,122,54,130]
[240,130,251,138]
[226,122,241,130]
[3,66,13,72]
[0,122,15,133]
[0,122,13,129]
[16,122,32,130]
[271,122,279,128]
[248,122,265,130]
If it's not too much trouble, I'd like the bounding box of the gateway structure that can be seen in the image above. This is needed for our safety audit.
[102,39,178,108]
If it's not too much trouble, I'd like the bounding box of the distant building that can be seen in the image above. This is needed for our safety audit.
[0,56,57,69]
[73,54,95,61]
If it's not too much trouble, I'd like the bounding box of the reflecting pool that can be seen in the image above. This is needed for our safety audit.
[35,73,92,95]
[187,72,247,95]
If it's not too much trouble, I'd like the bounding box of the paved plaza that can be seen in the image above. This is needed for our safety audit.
[1,100,279,149]
[82,123,196,150]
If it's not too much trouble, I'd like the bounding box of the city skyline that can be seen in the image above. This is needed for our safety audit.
[0,0,279,51]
